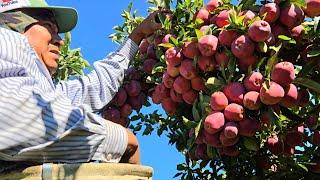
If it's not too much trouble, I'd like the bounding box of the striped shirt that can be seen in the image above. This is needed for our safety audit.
[0,27,139,163]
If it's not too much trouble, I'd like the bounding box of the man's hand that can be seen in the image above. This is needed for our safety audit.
[120,129,140,164]
[129,11,163,45]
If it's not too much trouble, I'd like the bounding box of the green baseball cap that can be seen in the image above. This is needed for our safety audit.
[0,0,78,33]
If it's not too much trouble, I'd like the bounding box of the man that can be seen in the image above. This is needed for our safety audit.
[0,0,161,166]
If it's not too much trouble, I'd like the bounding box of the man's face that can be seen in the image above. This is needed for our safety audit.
[23,20,64,75]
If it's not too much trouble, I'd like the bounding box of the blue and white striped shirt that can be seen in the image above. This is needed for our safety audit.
[0,27,139,163]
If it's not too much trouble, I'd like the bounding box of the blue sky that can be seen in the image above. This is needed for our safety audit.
[47,0,184,179]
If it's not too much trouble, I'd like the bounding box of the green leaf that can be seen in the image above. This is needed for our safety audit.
[314,16,320,33]
[289,39,297,44]
[266,106,280,127]
[192,101,201,122]
[113,26,124,32]
[143,125,154,135]
[182,116,198,128]
[227,56,236,82]
[158,43,175,49]
[289,0,306,8]
[177,163,187,171]
[200,160,210,169]
[173,172,183,178]
[221,0,231,3]
[194,118,203,139]
[238,0,256,10]
[246,15,261,26]
[134,124,142,131]
[206,77,224,93]
[127,2,133,12]
[258,42,268,53]
[148,0,171,8]
[187,137,194,149]
[152,66,165,74]
[121,11,130,19]
[199,91,205,106]
[294,78,320,94]
[53,33,90,82]
[228,9,238,25]
[237,15,246,25]
[297,58,318,77]
[195,29,204,41]
[265,43,282,78]
[243,137,259,151]
[157,125,166,136]
[195,18,205,25]
[278,35,292,41]
[193,56,199,67]
[206,77,223,87]
[185,0,191,6]
[64,32,71,46]
[169,36,179,47]
[308,49,320,58]
[156,11,166,24]
[269,44,282,53]
[199,95,210,116]
[256,57,267,69]
[207,145,216,159]
[297,163,309,172]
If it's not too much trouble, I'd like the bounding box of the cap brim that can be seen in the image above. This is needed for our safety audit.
[25,6,78,33]
[46,6,78,33]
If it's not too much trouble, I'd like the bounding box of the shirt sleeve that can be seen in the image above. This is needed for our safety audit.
[0,28,128,163]
[0,75,128,163]
[55,39,139,111]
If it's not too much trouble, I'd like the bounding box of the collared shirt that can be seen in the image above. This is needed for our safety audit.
[0,27,139,163]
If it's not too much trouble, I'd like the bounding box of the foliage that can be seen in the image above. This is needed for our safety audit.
[109,3,145,44]
[53,32,90,82]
